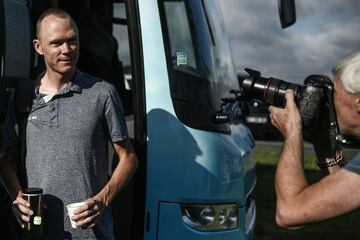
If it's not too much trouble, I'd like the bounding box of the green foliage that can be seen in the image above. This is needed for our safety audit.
[255,149,318,170]
[254,149,360,239]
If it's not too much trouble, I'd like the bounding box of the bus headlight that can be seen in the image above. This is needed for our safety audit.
[181,204,239,231]
[199,206,215,226]
[244,192,256,235]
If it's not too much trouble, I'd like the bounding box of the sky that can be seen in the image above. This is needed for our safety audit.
[220,0,360,84]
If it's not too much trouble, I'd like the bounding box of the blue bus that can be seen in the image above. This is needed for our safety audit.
[0,0,282,239]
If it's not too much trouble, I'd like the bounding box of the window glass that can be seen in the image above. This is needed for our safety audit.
[112,3,133,117]
[203,0,237,94]
[160,0,238,133]
[113,3,131,72]
[164,2,197,72]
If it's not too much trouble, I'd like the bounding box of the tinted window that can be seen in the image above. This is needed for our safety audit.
[112,3,134,117]
[159,0,239,133]
[164,2,197,72]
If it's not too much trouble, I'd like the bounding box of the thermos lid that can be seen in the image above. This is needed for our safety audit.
[23,188,43,195]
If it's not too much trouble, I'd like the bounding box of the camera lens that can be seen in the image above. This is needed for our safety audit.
[239,69,333,135]
[241,70,301,107]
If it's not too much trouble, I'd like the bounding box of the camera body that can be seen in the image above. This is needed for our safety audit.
[238,68,350,171]
[241,68,333,132]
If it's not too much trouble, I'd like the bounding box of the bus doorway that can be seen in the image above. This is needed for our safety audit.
[30,0,146,239]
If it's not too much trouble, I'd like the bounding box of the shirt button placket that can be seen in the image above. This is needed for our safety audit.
[49,99,59,126]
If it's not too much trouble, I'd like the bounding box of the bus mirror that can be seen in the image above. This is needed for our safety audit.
[278,0,296,28]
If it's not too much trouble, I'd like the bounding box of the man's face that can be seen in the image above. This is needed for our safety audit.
[33,15,79,76]
[333,78,360,136]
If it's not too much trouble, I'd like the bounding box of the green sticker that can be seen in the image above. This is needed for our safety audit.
[33,216,42,225]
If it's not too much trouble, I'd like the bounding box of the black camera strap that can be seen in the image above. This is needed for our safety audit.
[325,87,341,140]
[324,82,345,166]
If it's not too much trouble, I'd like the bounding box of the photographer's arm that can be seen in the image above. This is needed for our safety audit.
[269,90,360,229]
[269,91,360,229]
[324,163,342,174]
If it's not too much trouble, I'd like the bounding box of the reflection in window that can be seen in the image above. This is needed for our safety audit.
[203,0,236,87]
[113,3,131,67]
[164,2,197,71]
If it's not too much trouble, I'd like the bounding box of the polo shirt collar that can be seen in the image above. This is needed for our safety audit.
[35,68,83,97]
[61,69,83,94]
[65,69,82,93]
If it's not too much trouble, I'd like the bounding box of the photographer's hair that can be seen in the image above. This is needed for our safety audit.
[332,52,360,95]
[36,8,78,39]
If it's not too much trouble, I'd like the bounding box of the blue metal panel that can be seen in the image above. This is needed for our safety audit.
[144,109,255,240]
[138,0,256,239]
[147,110,255,203]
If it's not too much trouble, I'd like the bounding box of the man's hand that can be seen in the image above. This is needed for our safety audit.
[71,196,105,229]
[12,190,33,228]
[71,139,137,229]
[269,90,302,138]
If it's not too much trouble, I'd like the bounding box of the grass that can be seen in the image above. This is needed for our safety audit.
[253,148,360,240]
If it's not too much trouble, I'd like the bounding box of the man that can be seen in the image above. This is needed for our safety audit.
[0,8,138,239]
[269,52,360,229]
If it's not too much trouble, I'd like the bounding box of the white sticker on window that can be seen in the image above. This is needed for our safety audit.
[176,51,188,66]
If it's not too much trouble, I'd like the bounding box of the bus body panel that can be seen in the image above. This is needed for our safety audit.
[138,0,256,239]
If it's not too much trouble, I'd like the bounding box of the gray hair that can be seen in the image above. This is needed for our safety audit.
[332,52,360,95]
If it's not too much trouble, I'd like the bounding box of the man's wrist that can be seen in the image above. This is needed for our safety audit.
[11,187,22,201]
[94,192,109,208]
[285,129,302,143]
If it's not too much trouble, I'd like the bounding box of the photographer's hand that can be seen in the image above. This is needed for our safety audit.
[269,90,302,138]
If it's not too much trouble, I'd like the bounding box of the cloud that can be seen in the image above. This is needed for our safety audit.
[221,0,360,84]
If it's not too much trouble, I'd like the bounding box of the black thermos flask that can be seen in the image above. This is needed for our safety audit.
[22,188,43,239]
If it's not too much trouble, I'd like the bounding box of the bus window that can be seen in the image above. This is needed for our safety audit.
[164,1,198,73]
[112,2,134,138]
[113,5,133,100]
[202,0,238,102]
[159,0,238,133]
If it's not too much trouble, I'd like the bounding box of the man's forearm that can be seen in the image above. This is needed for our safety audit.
[324,165,342,175]
[96,150,137,207]
[0,148,22,200]
[275,131,308,227]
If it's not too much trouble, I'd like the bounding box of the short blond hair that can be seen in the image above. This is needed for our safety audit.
[36,8,77,39]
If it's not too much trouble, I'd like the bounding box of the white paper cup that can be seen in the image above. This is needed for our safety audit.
[66,202,86,228]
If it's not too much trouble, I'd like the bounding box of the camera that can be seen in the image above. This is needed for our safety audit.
[240,68,334,131]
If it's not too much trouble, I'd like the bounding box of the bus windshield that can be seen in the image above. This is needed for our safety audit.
[159,0,239,133]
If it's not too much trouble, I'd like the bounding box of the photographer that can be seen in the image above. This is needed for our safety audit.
[269,52,360,229]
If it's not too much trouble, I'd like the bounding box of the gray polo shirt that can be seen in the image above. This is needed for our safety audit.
[26,69,128,239]
[344,153,360,174]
